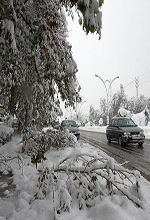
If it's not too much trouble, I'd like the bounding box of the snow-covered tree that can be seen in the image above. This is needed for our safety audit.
[89,105,101,125]
[99,98,107,125]
[77,112,88,126]
[127,95,149,114]
[0,0,103,131]
[89,105,95,125]
[110,89,127,119]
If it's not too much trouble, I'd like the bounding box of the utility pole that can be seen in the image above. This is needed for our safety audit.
[135,77,139,99]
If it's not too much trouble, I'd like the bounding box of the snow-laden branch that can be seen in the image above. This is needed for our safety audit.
[49,153,146,209]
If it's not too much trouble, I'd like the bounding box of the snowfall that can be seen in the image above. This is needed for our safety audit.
[0,123,150,220]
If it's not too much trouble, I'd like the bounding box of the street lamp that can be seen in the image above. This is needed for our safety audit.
[95,74,119,124]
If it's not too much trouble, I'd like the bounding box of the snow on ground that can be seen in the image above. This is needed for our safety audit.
[0,126,150,219]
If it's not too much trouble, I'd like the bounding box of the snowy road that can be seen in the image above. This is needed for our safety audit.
[80,130,150,182]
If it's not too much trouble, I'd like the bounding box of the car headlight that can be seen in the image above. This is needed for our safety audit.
[124,131,130,136]
[139,131,144,135]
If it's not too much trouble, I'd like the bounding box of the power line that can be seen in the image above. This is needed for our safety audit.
[122,70,150,96]
[124,70,150,89]
[140,75,150,84]
[137,70,150,78]
[124,80,134,88]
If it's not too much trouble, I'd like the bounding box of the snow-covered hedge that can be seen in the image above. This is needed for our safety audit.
[0,125,14,146]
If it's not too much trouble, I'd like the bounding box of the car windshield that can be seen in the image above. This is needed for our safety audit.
[62,120,77,127]
[118,118,136,127]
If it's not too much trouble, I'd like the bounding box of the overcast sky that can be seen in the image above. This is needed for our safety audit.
[65,0,150,116]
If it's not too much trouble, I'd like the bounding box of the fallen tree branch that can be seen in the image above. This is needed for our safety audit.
[51,153,144,209]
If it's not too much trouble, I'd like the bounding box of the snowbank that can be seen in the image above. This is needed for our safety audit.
[80,125,107,133]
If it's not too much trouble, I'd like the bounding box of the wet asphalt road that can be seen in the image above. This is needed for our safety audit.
[80,130,150,182]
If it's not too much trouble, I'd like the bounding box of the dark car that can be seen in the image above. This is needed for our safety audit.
[106,117,145,146]
[60,120,80,140]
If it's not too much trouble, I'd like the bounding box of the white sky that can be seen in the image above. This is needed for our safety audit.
[65,0,150,115]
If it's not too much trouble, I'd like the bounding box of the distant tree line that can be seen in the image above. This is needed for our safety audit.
[89,89,150,126]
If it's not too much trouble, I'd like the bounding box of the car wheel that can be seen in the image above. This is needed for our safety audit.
[118,136,123,146]
[107,134,111,143]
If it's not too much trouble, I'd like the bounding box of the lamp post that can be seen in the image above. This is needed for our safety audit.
[95,74,119,125]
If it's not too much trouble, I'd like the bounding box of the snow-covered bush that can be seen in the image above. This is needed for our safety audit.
[22,129,77,168]
[23,129,77,154]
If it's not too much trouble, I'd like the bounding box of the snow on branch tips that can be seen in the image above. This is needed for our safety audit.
[36,152,147,212]
[64,0,103,38]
